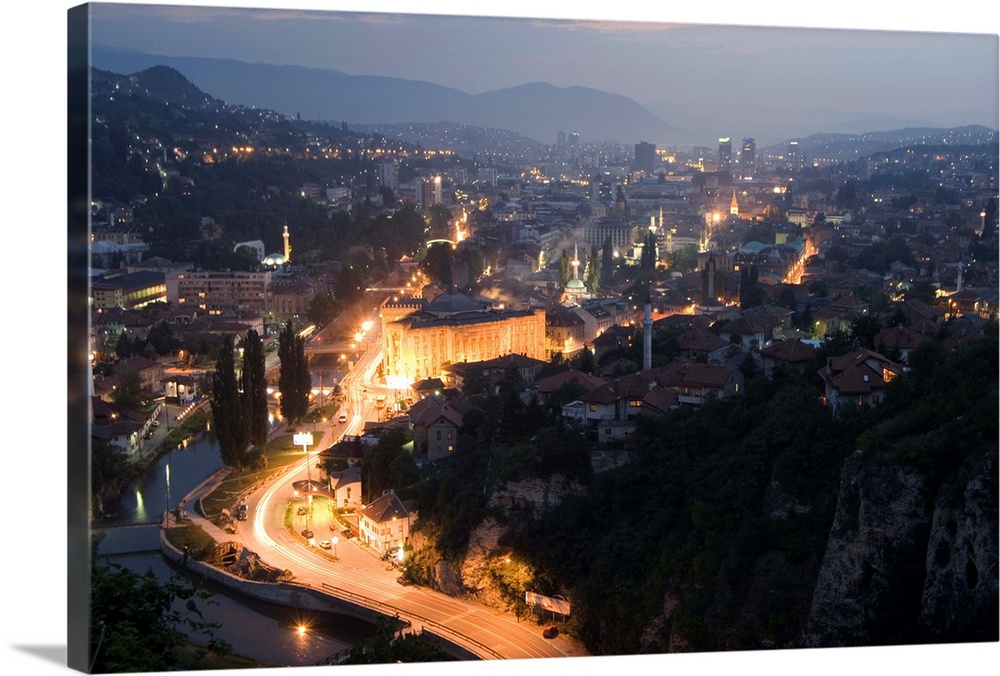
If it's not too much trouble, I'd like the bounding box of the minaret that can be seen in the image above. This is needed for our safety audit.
[572,241,580,281]
[643,288,653,371]
[283,223,291,262]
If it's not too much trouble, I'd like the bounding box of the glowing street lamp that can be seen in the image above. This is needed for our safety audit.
[294,431,315,533]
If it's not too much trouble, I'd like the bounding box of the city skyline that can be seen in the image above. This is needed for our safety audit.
[88,1,999,147]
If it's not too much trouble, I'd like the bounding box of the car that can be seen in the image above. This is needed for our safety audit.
[341,529,354,539]
[296,506,307,516]
[144,431,154,440]
[542,626,559,639]
[151,420,160,427]
[396,576,410,586]
[301,529,314,539]
[338,413,348,423]
[318,540,332,550]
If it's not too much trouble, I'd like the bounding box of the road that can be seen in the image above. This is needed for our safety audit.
[183,405,587,661]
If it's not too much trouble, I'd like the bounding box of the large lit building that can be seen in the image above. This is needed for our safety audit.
[420,175,443,210]
[381,289,546,384]
[165,270,271,316]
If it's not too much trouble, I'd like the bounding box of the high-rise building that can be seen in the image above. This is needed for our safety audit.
[420,175,442,210]
[718,137,732,172]
[741,138,756,176]
[787,141,800,172]
[633,141,656,176]
[377,161,399,192]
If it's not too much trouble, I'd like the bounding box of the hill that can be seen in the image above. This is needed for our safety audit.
[92,45,680,145]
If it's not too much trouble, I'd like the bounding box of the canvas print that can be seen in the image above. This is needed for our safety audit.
[68,1,999,673]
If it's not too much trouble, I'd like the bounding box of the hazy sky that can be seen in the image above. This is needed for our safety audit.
[87,1,999,143]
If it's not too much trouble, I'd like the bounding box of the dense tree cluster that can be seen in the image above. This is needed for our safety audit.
[277,320,310,425]
[210,329,268,467]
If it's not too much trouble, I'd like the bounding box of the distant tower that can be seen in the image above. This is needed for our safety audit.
[741,137,756,176]
[643,287,653,371]
[718,136,732,173]
[633,141,656,176]
[282,223,291,261]
[730,190,740,216]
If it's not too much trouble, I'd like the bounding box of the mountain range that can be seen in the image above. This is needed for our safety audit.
[93,45,684,146]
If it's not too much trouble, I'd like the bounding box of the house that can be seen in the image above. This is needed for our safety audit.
[561,373,656,430]
[408,400,463,461]
[675,326,730,363]
[759,339,817,377]
[358,490,416,556]
[715,312,781,351]
[873,325,929,364]
[676,363,745,407]
[592,324,634,362]
[327,466,362,509]
[535,369,608,403]
[817,347,904,411]
[444,353,547,391]
[115,355,166,398]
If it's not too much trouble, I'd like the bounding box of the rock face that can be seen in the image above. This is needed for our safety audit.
[414,476,582,608]
[806,449,998,646]
[917,454,998,642]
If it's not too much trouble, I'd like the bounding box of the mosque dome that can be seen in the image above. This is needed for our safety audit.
[424,289,484,317]
[262,252,287,267]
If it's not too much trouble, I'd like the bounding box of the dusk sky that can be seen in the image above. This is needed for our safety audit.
[87,1,999,145]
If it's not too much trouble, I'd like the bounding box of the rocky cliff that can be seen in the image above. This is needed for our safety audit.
[806,449,998,646]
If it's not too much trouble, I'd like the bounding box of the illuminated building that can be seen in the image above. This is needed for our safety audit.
[165,270,271,316]
[420,175,443,210]
[741,137,756,176]
[381,289,546,384]
[718,136,732,172]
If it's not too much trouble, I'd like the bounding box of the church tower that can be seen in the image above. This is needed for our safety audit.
[730,189,739,216]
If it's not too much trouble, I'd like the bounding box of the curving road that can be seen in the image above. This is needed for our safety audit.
[187,416,587,661]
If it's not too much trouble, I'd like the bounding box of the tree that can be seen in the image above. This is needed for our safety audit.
[210,336,248,467]
[585,247,601,292]
[278,320,310,425]
[601,235,615,284]
[241,329,269,450]
[112,369,145,415]
[559,252,571,287]
[90,561,229,673]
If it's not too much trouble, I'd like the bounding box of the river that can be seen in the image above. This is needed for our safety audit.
[92,430,372,667]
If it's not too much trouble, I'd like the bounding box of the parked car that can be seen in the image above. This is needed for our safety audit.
[341,529,354,539]
[338,413,348,423]
[318,540,332,550]
[542,626,559,639]
[296,506,307,516]
[235,505,248,521]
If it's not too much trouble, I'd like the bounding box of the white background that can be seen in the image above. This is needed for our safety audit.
[1,1,997,675]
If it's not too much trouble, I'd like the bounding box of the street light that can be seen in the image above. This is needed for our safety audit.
[332,536,339,558]
[294,431,314,533]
